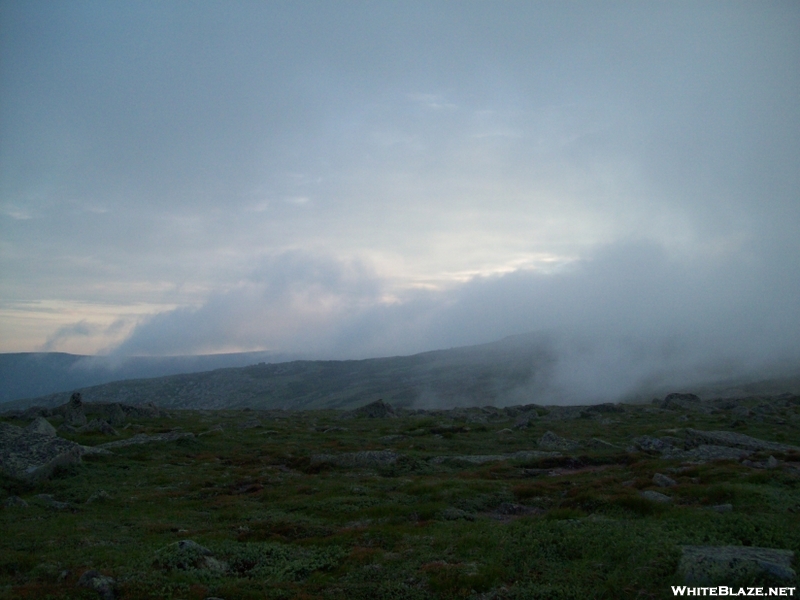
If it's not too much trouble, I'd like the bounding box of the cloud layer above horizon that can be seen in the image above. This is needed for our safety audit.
[1,2,799,399]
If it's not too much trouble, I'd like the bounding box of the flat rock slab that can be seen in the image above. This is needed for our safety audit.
[685,429,799,453]
[310,450,399,467]
[98,431,194,449]
[679,545,796,584]
[0,422,84,481]
[429,450,561,465]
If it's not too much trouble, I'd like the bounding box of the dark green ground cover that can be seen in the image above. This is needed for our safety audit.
[1,400,799,599]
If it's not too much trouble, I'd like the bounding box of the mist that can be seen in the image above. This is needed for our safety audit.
[2,2,798,404]
[112,237,800,404]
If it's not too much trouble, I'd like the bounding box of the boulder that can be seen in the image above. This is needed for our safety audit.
[0,422,84,481]
[678,546,795,584]
[639,490,672,503]
[98,431,194,449]
[310,450,398,468]
[661,393,701,410]
[652,473,677,487]
[685,429,799,453]
[153,540,228,573]
[513,411,538,429]
[3,495,28,508]
[78,569,116,600]
[26,417,57,437]
[350,399,397,418]
[538,431,580,451]
[64,392,87,427]
[630,435,675,453]
[77,419,118,435]
[104,404,126,427]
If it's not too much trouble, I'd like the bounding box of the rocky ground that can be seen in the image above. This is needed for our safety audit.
[1,393,799,599]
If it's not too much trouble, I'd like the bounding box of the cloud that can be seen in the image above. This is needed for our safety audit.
[113,239,800,403]
[41,320,98,352]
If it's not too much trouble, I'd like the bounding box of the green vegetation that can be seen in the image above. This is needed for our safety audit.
[1,399,799,599]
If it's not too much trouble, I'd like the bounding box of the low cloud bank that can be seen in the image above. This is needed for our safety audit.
[113,240,800,404]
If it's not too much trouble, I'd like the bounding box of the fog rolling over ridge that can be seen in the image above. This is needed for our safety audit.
[110,240,800,406]
[1,3,798,402]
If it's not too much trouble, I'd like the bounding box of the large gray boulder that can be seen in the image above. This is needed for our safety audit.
[78,569,116,600]
[349,399,397,418]
[538,431,580,451]
[63,392,87,427]
[0,422,84,481]
[26,417,57,437]
[685,429,799,453]
[678,546,795,584]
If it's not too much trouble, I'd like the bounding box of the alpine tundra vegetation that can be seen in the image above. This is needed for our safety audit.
[1,393,798,599]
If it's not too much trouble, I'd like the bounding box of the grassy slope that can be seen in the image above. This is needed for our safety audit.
[2,336,554,412]
[1,398,799,599]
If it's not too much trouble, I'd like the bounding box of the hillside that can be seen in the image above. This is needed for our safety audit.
[5,333,800,412]
[2,335,557,411]
[0,350,299,404]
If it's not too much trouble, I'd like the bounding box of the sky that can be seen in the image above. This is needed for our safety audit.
[1,2,799,400]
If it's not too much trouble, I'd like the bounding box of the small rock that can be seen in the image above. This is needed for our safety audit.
[176,539,213,555]
[310,450,398,467]
[497,428,513,434]
[86,490,111,503]
[652,473,677,487]
[438,507,476,521]
[3,495,28,508]
[639,490,672,503]
[77,569,116,600]
[237,418,262,430]
[36,494,70,510]
[494,502,541,516]
[709,504,733,512]
[767,455,779,469]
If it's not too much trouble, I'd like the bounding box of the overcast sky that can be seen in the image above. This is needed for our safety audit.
[1,1,799,398]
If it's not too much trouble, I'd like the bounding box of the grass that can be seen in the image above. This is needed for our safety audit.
[1,399,799,599]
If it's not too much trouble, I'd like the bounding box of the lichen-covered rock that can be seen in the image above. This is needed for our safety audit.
[104,403,126,426]
[78,569,116,600]
[513,411,538,429]
[349,399,397,419]
[63,392,87,427]
[26,417,56,437]
[685,429,799,453]
[678,546,795,584]
[640,490,672,503]
[652,473,677,487]
[3,495,28,508]
[98,431,194,449]
[538,431,580,451]
[153,539,228,573]
[0,422,84,481]
[631,435,674,453]
[311,450,398,467]
[77,419,118,435]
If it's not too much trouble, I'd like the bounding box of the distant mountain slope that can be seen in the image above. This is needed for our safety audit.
[1,334,557,411]
[4,334,800,412]
[0,351,298,403]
